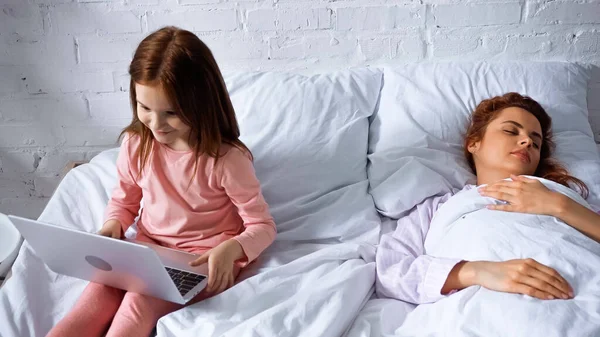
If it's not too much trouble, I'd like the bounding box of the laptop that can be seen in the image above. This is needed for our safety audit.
[4,214,208,305]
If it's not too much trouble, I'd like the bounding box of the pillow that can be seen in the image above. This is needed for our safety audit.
[226,68,382,243]
[369,62,600,218]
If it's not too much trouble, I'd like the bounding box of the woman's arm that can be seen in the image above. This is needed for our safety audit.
[442,259,573,300]
[376,192,463,304]
[552,194,600,242]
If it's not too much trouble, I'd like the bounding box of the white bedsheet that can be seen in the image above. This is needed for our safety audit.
[0,149,377,337]
[342,217,414,337]
[343,295,416,337]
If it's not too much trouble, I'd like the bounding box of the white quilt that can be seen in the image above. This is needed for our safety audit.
[391,177,600,337]
[0,150,377,337]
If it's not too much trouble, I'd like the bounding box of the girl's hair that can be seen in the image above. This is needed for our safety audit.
[464,92,588,198]
[121,26,250,174]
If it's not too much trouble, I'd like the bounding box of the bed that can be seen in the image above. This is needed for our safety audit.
[1,63,599,337]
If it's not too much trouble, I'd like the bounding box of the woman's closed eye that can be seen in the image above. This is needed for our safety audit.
[504,129,541,149]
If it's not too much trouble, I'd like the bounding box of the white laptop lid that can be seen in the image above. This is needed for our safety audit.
[7,215,184,303]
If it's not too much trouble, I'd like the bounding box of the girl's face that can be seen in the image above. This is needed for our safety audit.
[468,107,543,178]
[135,83,192,151]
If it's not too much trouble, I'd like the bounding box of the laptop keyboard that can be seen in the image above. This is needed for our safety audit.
[165,266,206,297]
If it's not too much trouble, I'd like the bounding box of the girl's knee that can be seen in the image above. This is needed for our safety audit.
[120,292,181,321]
[83,282,125,298]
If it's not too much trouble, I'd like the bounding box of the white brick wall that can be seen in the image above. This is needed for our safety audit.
[0,0,599,219]
[147,9,238,32]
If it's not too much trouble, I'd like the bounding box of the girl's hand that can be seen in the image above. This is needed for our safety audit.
[97,219,122,239]
[467,259,574,300]
[189,239,245,294]
[478,175,565,216]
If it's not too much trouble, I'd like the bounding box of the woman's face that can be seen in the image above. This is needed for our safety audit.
[468,107,543,178]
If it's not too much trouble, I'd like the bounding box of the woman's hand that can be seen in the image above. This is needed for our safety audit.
[469,259,573,300]
[189,239,245,294]
[483,175,600,243]
[478,175,565,216]
[98,219,123,239]
[445,259,573,300]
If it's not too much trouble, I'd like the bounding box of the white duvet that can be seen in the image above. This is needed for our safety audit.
[0,150,377,337]
[392,177,600,337]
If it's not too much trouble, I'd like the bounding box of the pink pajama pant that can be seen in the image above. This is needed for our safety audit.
[46,282,185,337]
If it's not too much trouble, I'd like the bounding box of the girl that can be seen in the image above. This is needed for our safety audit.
[376,92,600,304]
[47,26,276,337]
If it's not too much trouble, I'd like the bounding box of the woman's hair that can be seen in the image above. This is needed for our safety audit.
[464,92,588,198]
[120,26,250,174]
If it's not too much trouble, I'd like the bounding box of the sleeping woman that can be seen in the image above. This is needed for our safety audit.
[376,92,600,336]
